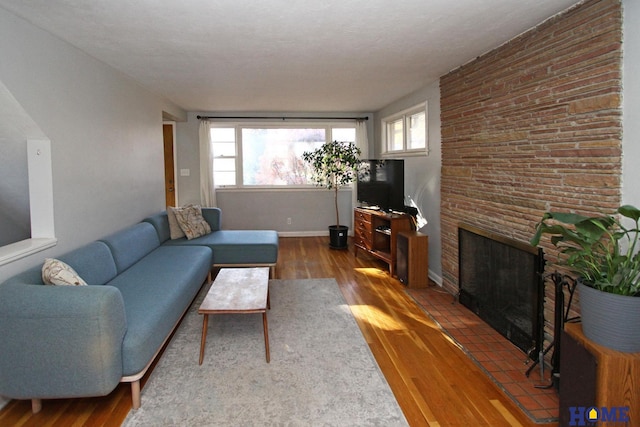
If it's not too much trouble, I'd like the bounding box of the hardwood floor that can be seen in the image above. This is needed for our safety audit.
[0,236,557,426]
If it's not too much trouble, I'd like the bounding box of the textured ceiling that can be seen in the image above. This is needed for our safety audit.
[0,0,582,112]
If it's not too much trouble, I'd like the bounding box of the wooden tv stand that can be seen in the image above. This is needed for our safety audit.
[353,207,412,276]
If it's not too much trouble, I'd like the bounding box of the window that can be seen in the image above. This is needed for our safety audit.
[242,128,324,185]
[408,110,426,150]
[209,123,356,187]
[382,102,427,155]
[210,127,237,186]
[388,118,403,151]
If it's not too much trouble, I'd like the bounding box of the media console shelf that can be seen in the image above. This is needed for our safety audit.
[353,207,412,276]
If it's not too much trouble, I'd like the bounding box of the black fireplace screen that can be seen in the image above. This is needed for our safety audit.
[458,223,544,357]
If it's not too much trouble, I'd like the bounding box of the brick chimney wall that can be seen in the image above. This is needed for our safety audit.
[440,0,622,333]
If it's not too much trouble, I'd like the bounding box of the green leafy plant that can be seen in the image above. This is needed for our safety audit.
[530,205,640,296]
[302,140,361,227]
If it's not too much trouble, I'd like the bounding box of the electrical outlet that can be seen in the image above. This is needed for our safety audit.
[287,217,292,225]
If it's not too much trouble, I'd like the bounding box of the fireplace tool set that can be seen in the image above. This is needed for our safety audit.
[525,271,579,389]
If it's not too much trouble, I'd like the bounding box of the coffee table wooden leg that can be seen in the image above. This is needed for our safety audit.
[199,314,209,365]
[263,311,270,363]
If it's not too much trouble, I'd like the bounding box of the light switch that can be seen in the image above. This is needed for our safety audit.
[180,169,190,176]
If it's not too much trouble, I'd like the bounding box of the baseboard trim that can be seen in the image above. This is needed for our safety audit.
[278,231,328,237]
[428,271,443,286]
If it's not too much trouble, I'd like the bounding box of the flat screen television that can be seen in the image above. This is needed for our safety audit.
[356,159,405,213]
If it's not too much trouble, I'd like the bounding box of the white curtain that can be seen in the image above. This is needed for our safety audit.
[199,119,216,207]
[353,119,369,210]
[355,119,369,159]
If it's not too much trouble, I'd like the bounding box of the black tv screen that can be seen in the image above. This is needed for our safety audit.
[357,159,405,212]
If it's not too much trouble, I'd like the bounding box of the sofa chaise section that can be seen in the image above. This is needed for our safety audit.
[144,207,279,277]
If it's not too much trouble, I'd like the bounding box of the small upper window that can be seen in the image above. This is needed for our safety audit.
[382,102,428,155]
[388,118,403,151]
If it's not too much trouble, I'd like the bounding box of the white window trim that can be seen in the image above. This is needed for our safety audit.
[0,139,57,266]
[382,102,428,157]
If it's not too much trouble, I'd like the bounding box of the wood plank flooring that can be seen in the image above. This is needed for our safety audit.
[0,236,557,426]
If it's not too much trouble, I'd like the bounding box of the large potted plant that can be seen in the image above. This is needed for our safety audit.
[303,140,361,249]
[530,204,640,352]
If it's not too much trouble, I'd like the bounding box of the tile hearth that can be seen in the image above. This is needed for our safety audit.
[407,285,559,424]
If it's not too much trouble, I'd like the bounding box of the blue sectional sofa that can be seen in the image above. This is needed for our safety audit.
[0,208,278,413]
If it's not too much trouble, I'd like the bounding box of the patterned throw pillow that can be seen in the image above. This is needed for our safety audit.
[167,206,186,240]
[42,258,88,286]
[173,204,212,240]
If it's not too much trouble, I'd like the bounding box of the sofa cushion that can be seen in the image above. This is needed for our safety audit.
[143,208,223,245]
[201,207,222,232]
[164,230,279,265]
[167,207,186,240]
[42,258,88,286]
[106,245,212,376]
[172,204,211,240]
[100,223,160,273]
[3,241,118,287]
[142,211,171,243]
[59,241,118,286]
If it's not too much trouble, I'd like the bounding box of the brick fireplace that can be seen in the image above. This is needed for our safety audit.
[440,0,622,353]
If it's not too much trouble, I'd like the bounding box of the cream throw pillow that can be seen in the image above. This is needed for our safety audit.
[173,204,212,240]
[167,206,186,240]
[42,258,88,286]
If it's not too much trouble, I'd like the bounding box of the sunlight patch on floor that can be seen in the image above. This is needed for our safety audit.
[490,399,524,427]
[440,330,464,351]
[347,304,405,331]
[353,267,389,278]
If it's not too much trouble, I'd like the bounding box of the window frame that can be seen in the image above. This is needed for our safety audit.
[208,121,357,189]
[381,102,428,157]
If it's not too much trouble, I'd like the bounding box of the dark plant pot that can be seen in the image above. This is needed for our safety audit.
[578,281,640,353]
[329,225,349,250]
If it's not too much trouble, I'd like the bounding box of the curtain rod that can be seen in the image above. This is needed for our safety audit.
[196,115,368,121]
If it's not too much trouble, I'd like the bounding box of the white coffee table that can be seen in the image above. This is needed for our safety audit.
[198,267,270,365]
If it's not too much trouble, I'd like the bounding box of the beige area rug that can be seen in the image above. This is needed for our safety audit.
[123,278,408,426]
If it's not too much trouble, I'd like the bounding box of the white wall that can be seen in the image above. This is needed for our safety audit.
[174,114,201,205]
[374,81,442,284]
[623,0,640,207]
[0,8,185,279]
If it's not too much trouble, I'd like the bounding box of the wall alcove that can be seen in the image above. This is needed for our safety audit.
[0,80,56,265]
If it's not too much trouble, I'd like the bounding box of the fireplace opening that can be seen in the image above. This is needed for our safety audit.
[458,223,545,359]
